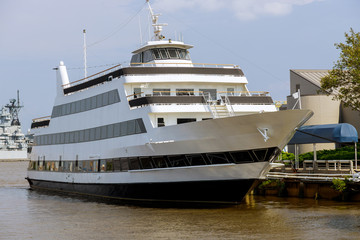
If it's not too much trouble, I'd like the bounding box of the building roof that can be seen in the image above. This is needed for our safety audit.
[290,69,330,88]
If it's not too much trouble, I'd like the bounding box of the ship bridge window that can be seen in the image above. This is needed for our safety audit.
[167,48,178,58]
[154,48,190,60]
[178,49,190,60]
[143,50,154,63]
[131,48,191,63]
[153,49,161,59]
[131,53,142,63]
[159,49,168,59]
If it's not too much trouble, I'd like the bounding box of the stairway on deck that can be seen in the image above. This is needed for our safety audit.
[210,104,231,118]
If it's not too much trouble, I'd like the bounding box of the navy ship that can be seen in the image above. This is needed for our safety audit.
[0,91,28,160]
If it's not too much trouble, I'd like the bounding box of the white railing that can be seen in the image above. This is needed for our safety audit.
[275,159,356,173]
[130,62,239,68]
[62,64,122,89]
[303,159,354,172]
[126,91,271,100]
[201,92,217,118]
[218,91,270,96]
[223,95,235,116]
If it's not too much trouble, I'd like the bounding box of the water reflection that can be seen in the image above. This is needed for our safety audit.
[1,161,360,239]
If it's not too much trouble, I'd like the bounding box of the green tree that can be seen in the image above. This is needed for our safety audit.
[320,28,360,111]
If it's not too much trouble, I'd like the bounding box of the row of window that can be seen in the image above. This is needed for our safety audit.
[34,118,146,146]
[130,48,191,63]
[51,89,120,118]
[133,88,234,100]
[28,148,278,172]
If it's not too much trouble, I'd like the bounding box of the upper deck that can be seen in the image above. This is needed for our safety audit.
[62,63,245,95]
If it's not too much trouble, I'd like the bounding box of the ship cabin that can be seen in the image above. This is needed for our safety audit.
[130,40,192,66]
[124,39,276,128]
[31,39,276,131]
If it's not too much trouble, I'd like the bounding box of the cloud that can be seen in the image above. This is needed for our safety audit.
[153,0,322,20]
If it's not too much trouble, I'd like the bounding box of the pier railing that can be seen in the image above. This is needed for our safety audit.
[273,159,357,174]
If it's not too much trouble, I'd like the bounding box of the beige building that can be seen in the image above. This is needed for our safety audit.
[286,69,360,154]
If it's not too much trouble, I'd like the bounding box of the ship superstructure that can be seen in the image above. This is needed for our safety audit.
[26,2,312,204]
[0,92,28,160]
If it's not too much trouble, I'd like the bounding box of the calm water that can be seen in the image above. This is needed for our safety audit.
[1,162,360,240]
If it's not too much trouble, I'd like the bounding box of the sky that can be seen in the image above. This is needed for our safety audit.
[1,0,359,132]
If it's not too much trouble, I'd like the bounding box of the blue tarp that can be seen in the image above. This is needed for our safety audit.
[288,123,358,144]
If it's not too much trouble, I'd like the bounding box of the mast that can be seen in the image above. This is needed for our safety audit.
[17,90,20,108]
[146,0,167,41]
[5,91,23,126]
[83,29,87,79]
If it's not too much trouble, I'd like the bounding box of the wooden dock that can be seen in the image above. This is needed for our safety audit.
[254,160,360,201]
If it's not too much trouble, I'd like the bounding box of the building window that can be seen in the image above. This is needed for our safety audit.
[295,84,300,92]
[158,118,165,127]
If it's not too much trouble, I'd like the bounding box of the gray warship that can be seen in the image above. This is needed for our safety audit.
[0,92,28,160]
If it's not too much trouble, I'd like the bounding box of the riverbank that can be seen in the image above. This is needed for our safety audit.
[253,177,360,201]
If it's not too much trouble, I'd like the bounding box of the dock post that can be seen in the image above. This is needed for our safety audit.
[313,143,317,171]
[295,144,299,170]
[355,142,358,171]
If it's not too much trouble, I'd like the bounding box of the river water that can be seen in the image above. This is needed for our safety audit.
[1,161,360,240]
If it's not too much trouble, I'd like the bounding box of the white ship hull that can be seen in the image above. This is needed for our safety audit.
[0,150,27,161]
[27,109,312,204]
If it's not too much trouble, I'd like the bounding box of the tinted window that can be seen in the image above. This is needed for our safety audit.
[153,49,161,59]
[143,50,153,62]
[167,48,178,58]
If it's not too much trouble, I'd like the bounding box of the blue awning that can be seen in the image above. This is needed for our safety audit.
[288,123,358,144]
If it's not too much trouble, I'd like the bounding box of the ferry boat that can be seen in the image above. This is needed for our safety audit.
[0,92,28,160]
[26,2,312,205]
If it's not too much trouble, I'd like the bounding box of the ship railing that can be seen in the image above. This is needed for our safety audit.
[218,91,274,106]
[62,64,123,89]
[61,62,241,94]
[218,91,270,96]
[129,62,239,68]
[222,95,235,116]
[127,91,205,100]
[201,92,217,118]
[127,91,270,100]
[127,91,274,108]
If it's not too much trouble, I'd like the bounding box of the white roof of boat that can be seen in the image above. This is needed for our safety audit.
[132,40,193,54]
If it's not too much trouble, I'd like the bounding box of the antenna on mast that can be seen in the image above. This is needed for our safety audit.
[83,29,87,79]
[17,90,20,108]
[146,0,167,40]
